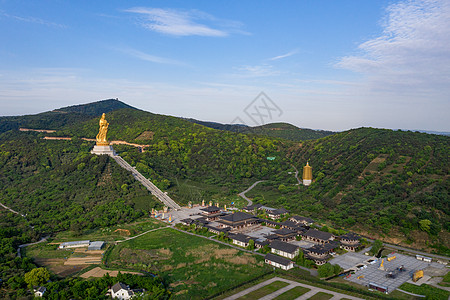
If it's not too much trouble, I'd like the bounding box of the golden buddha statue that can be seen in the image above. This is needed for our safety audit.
[96,113,109,146]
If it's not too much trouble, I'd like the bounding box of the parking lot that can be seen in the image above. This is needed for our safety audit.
[329,251,374,270]
[342,253,446,293]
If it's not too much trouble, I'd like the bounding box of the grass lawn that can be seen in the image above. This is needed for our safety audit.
[52,217,166,242]
[24,242,72,259]
[398,282,449,300]
[273,285,310,300]
[105,227,271,299]
[307,291,334,300]
[237,281,289,300]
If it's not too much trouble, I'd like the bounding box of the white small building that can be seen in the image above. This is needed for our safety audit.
[110,282,134,300]
[34,286,46,297]
[59,240,90,249]
[265,253,294,270]
[88,241,105,251]
[269,240,299,259]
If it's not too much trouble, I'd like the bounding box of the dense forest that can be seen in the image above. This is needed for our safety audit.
[187,119,335,141]
[0,99,448,297]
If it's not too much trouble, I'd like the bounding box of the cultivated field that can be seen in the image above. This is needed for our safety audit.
[105,227,271,299]
[80,266,142,278]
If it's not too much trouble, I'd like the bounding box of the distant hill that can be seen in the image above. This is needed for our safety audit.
[54,98,136,116]
[0,99,135,134]
[186,119,334,141]
[249,122,334,141]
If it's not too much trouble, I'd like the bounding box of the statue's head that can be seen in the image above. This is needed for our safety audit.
[102,113,106,118]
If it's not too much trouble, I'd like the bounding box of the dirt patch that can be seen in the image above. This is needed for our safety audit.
[34,258,87,277]
[80,267,142,278]
[136,131,154,140]
[213,248,238,259]
[114,228,131,236]
[225,254,256,265]
[64,256,102,265]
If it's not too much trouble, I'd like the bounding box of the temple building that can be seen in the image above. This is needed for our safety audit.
[302,229,335,244]
[269,240,300,259]
[302,162,312,186]
[339,232,362,252]
[304,242,339,265]
[217,212,260,230]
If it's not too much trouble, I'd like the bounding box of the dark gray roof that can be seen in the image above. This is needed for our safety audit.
[243,203,262,211]
[303,229,333,241]
[255,240,270,246]
[265,234,280,240]
[265,253,293,266]
[220,211,258,223]
[273,228,296,236]
[269,240,299,253]
[229,233,252,243]
[36,286,46,293]
[112,282,130,293]
[269,208,289,215]
[340,232,361,241]
[307,242,338,254]
[200,206,221,212]
[279,220,298,228]
[205,225,230,233]
[180,218,194,224]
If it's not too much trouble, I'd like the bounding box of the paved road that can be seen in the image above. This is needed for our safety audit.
[17,235,50,257]
[223,276,363,300]
[383,243,450,260]
[238,180,265,206]
[0,202,26,217]
[396,288,426,297]
[292,165,302,186]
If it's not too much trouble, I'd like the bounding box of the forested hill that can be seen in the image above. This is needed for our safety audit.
[186,119,335,141]
[0,99,448,254]
[0,98,133,134]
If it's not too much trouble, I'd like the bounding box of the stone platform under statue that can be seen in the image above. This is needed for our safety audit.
[91,145,116,156]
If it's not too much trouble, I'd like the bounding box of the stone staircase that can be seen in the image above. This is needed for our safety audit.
[111,155,181,210]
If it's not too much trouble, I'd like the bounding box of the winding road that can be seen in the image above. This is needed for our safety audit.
[238,180,265,206]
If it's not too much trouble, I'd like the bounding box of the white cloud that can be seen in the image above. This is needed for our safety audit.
[125,7,243,37]
[269,50,299,61]
[118,47,186,66]
[336,0,450,97]
[0,11,66,28]
[232,64,280,78]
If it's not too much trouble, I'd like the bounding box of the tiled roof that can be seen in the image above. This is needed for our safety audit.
[200,206,221,212]
[303,229,333,241]
[339,232,361,241]
[269,208,289,215]
[273,228,296,236]
[229,233,252,243]
[307,242,338,254]
[269,240,299,253]
[265,253,292,266]
[219,212,258,223]
[112,282,130,293]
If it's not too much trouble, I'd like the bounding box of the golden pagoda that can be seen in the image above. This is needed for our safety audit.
[302,161,312,186]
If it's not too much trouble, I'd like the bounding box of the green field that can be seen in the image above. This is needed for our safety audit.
[307,291,334,300]
[273,285,310,300]
[397,283,449,300]
[237,281,289,300]
[53,218,166,243]
[105,227,271,299]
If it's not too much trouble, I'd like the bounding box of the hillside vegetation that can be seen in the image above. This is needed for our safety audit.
[1,99,448,254]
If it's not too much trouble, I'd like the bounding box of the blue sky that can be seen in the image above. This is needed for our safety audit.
[1,0,449,131]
